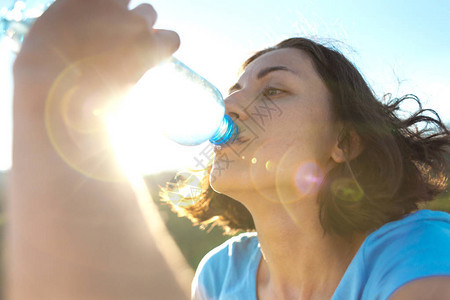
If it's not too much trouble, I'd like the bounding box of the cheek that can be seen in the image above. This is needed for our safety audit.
[247,140,321,201]
[248,128,332,202]
[276,145,325,202]
[244,145,324,203]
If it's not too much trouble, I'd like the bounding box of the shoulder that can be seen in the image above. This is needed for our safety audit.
[367,209,450,237]
[363,209,450,260]
[362,209,450,299]
[192,232,260,300]
[196,231,259,273]
[388,276,450,300]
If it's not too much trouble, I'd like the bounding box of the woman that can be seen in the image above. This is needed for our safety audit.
[9,0,449,297]
[163,38,450,299]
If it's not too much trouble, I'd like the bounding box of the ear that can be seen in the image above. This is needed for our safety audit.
[331,128,364,163]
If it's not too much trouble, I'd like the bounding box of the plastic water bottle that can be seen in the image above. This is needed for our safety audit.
[1,0,239,146]
[139,57,238,146]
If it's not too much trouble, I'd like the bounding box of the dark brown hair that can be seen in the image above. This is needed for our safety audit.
[161,37,449,237]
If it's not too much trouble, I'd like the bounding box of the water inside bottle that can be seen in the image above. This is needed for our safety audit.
[129,58,226,146]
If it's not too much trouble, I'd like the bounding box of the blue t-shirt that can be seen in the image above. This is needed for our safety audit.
[192,209,450,300]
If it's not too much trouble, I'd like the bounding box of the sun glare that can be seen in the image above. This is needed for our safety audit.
[104,21,248,176]
[105,64,218,175]
[105,75,185,175]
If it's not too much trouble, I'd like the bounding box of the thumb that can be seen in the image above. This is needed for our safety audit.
[153,29,181,59]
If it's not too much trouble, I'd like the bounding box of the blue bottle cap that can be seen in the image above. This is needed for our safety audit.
[209,114,239,145]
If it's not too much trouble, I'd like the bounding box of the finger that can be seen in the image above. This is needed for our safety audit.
[132,4,158,28]
[153,29,181,58]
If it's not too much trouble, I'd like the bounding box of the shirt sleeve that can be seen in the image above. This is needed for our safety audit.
[190,232,260,300]
[191,269,209,300]
[362,213,450,300]
[191,245,227,300]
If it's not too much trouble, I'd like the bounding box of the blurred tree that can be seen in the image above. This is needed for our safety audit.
[419,148,450,212]
[145,172,230,270]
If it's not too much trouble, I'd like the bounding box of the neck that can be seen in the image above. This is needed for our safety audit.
[239,191,365,299]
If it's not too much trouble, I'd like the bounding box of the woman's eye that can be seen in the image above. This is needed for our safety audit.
[263,87,284,98]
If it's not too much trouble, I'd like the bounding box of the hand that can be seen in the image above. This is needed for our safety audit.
[12,0,180,179]
[15,0,180,89]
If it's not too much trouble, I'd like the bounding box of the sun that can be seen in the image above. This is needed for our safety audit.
[104,23,247,176]
[105,63,216,176]
[105,74,191,175]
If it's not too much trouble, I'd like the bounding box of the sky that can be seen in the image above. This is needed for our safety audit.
[1,0,449,173]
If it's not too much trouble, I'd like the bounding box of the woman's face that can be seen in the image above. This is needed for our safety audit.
[211,48,342,203]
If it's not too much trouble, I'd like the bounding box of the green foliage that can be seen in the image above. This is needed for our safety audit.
[145,173,229,270]
[157,202,229,269]
[420,190,450,212]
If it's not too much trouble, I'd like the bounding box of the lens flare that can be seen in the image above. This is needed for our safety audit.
[166,171,203,207]
[294,161,324,196]
[265,160,273,171]
[45,61,125,181]
[331,178,363,202]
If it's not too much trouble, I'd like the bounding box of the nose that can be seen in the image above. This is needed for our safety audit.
[224,92,249,122]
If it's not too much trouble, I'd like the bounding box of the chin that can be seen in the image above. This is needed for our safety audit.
[209,167,231,194]
[209,165,245,195]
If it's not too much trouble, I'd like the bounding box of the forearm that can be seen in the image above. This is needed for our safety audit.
[7,83,187,299]
[6,0,187,297]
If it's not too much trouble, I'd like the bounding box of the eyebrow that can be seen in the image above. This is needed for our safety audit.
[228,65,298,94]
[257,66,297,79]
